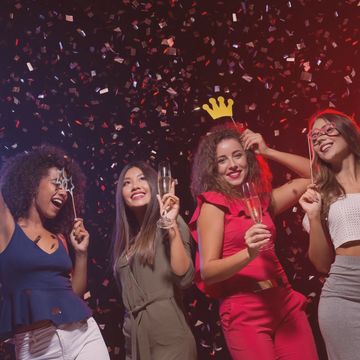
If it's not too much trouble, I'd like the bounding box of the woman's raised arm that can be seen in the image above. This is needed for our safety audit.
[0,191,15,253]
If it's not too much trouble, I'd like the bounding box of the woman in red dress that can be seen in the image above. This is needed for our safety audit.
[189,124,319,360]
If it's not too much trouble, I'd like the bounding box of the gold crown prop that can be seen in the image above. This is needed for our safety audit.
[202,96,234,120]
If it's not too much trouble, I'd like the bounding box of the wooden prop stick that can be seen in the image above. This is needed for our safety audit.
[307,134,314,184]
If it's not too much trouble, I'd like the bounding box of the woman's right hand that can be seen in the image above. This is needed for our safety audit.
[298,184,322,218]
[241,129,270,156]
[156,181,179,222]
[244,223,271,259]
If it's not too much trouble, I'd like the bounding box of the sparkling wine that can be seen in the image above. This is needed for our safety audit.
[158,176,172,197]
[244,195,262,224]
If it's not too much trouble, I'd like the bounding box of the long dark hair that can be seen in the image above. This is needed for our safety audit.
[0,144,86,235]
[309,109,360,220]
[112,161,160,272]
[191,123,272,205]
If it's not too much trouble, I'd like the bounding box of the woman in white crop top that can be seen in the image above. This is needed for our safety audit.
[299,109,360,360]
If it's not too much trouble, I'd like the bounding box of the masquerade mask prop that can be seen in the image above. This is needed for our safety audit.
[202,96,239,128]
[309,123,339,146]
[55,168,77,219]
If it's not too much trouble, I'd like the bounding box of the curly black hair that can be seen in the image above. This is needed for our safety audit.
[0,144,86,235]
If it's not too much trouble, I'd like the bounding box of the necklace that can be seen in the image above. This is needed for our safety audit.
[34,234,57,250]
[17,223,58,251]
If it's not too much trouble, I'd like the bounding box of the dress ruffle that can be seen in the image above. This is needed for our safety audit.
[188,191,280,299]
[0,287,91,340]
[189,191,241,298]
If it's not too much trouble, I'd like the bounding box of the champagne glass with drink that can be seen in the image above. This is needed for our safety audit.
[242,181,272,251]
[157,161,175,229]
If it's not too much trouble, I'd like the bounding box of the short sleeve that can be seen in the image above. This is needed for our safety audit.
[172,216,195,289]
[189,191,238,240]
[188,192,233,298]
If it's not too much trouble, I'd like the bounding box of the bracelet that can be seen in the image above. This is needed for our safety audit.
[166,220,178,231]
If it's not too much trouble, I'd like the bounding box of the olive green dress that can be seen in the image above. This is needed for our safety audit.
[115,216,197,360]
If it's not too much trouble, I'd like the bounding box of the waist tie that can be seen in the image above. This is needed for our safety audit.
[129,289,174,360]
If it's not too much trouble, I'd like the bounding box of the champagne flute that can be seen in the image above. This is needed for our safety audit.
[242,181,272,251]
[242,182,262,224]
[157,161,175,229]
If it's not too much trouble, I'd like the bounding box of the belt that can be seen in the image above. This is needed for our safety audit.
[252,278,285,292]
[221,277,286,297]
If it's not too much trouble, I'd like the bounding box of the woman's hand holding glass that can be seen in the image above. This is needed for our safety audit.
[157,182,178,229]
[157,181,179,227]
[242,181,272,253]
[157,161,177,229]
[244,223,272,259]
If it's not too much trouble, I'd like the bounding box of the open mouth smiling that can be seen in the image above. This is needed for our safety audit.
[319,142,333,152]
[227,171,241,179]
[51,198,64,208]
[131,192,145,200]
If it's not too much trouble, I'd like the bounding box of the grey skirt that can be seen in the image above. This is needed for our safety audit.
[319,255,360,360]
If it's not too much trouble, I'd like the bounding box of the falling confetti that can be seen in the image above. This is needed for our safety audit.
[1,1,359,359]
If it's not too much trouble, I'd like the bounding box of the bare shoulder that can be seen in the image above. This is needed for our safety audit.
[197,203,225,243]
[197,202,225,262]
[198,202,225,224]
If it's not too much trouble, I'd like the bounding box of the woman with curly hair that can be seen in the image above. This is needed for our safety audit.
[112,161,196,360]
[189,124,319,360]
[0,145,109,360]
[299,109,360,360]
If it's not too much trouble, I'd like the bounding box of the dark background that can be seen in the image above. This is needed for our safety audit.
[1,0,359,359]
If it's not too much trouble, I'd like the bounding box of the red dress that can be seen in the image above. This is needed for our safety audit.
[189,191,319,360]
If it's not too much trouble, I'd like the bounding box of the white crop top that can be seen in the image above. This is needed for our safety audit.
[302,193,360,249]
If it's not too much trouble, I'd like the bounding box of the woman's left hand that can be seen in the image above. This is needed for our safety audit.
[241,129,269,155]
[70,218,89,255]
[157,181,179,222]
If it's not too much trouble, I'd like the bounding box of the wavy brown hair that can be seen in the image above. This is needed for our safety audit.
[112,161,160,273]
[309,109,360,220]
[191,123,272,206]
[0,144,86,235]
